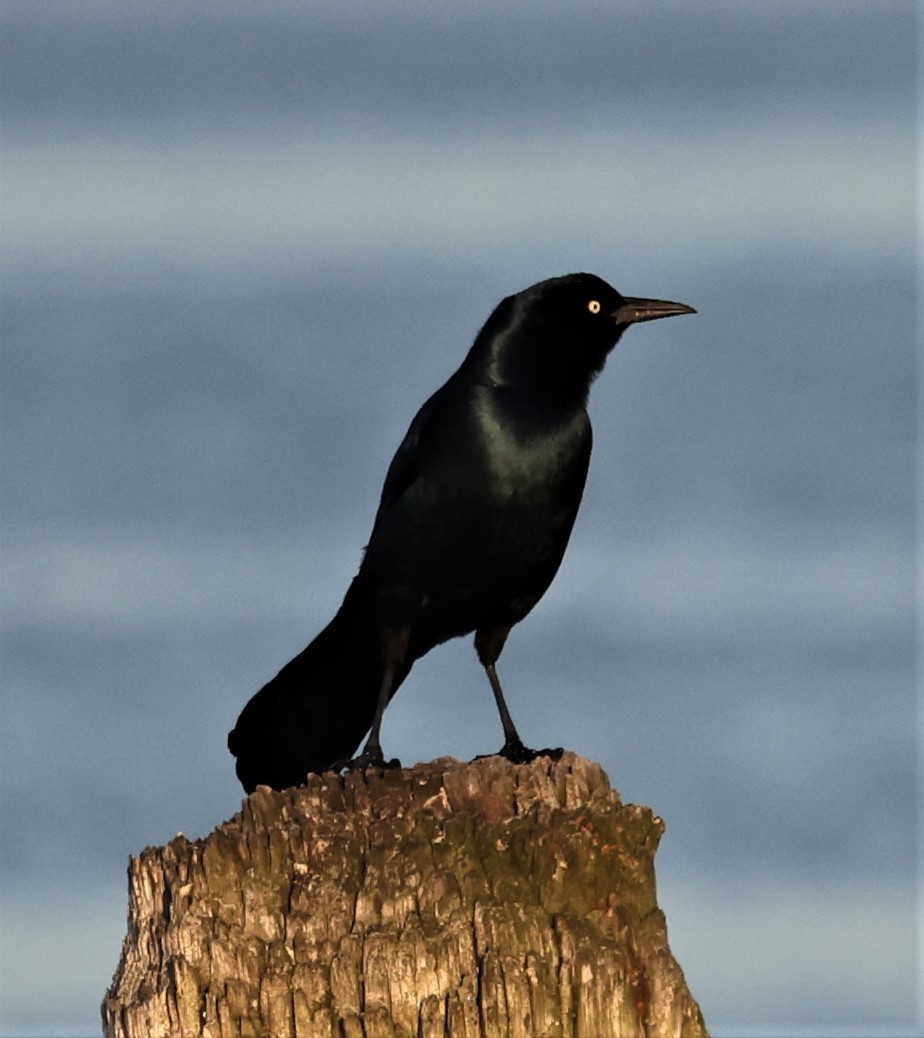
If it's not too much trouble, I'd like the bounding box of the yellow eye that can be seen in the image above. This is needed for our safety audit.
[587,299,601,314]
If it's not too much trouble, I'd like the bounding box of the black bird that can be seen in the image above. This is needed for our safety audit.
[228,273,694,792]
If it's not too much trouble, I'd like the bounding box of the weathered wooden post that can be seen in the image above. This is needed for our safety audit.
[103,753,709,1037]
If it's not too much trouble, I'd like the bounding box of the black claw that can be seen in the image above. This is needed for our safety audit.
[476,740,564,765]
[330,751,402,774]
[538,746,565,762]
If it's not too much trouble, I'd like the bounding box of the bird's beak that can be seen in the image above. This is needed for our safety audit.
[612,296,697,325]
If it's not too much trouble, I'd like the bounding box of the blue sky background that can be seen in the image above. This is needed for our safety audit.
[0,2,918,1035]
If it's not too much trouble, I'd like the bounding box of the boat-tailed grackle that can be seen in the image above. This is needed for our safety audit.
[228,273,695,792]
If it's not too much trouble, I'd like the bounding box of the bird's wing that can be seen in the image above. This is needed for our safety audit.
[370,386,448,528]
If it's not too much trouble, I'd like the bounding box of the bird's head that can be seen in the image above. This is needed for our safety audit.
[474,272,695,404]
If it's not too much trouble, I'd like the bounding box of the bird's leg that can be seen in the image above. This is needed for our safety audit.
[474,626,564,764]
[334,626,409,773]
[483,659,527,755]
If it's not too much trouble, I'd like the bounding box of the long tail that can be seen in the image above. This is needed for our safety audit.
[228,597,408,792]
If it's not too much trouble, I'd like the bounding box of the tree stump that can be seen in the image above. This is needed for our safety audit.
[103,752,709,1037]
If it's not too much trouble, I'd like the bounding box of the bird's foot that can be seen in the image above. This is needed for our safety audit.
[478,739,565,765]
[330,749,402,774]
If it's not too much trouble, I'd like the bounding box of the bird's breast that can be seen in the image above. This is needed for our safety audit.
[477,394,591,498]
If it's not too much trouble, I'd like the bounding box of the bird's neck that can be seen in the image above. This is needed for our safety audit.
[481,339,601,411]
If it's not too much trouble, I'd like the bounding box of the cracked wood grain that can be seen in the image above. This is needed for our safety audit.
[103,752,709,1037]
